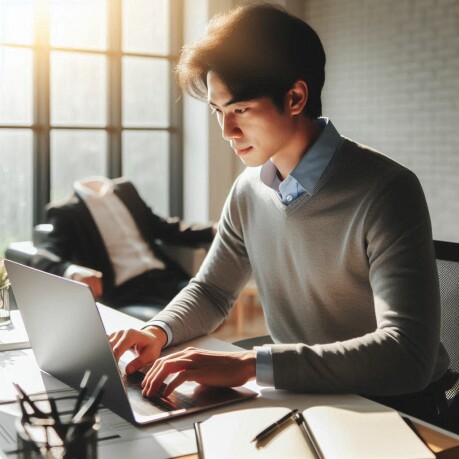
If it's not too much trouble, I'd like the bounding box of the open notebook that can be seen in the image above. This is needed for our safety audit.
[194,404,435,459]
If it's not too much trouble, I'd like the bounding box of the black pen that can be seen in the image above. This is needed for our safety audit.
[251,409,299,442]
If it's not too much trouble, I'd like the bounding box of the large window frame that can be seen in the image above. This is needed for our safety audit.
[0,0,183,229]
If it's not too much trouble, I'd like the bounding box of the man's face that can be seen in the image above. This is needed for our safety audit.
[207,72,298,167]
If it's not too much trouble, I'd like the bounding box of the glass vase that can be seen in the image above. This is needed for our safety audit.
[0,285,11,326]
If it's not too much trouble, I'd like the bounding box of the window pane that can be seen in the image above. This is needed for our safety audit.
[122,130,169,216]
[51,129,107,202]
[50,0,107,51]
[0,129,33,254]
[122,0,169,54]
[122,57,169,127]
[0,0,35,45]
[0,47,33,125]
[51,51,107,126]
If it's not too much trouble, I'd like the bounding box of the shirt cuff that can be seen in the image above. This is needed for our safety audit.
[143,320,173,348]
[64,264,102,281]
[254,346,275,387]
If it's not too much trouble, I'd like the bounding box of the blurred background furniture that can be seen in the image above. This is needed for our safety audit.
[231,278,259,335]
[4,224,210,321]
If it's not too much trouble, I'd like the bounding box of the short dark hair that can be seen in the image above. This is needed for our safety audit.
[176,3,326,118]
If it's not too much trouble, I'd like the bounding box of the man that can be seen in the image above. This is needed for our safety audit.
[31,176,215,315]
[110,4,450,421]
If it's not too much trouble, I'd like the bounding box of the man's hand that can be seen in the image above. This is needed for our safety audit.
[80,274,103,298]
[109,326,168,374]
[140,347,256,398]
[66,266,103,298]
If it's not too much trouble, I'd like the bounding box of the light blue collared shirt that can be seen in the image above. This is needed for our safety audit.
[256,117,344,386]
[260,117,343,205]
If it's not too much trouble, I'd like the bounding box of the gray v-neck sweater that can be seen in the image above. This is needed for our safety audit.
[151,138,449,396]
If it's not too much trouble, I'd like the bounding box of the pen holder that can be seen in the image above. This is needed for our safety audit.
[15,395,100,459]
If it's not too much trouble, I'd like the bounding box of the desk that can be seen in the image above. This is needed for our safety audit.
[2,307,459,458]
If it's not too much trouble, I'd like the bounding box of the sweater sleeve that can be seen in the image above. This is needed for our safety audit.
[268,170,443,396]
[146,178,252,345]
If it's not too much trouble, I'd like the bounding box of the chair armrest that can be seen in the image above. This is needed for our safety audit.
[33,224,53,245]
[158,242,210,277]
[5,241,37,266]
[4,224,53,266]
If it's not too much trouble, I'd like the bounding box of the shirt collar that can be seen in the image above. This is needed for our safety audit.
[290,117,343,194]
[74,176,114,201]
[260,117,343,194]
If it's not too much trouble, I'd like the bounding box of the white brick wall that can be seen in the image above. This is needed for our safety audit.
[305,0,459,243]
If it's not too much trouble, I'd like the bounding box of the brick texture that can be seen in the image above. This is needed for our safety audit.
[305,0,459,243]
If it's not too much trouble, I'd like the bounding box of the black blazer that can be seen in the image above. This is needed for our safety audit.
[31,178,214,297]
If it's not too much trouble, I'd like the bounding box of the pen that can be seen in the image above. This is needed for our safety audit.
[72,369,91,416]
[71,374,108,424]
[251,409,298,442]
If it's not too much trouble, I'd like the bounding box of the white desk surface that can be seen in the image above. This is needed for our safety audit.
[1,305,458,459]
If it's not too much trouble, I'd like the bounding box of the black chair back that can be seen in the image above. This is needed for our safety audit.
[434,240,459,432]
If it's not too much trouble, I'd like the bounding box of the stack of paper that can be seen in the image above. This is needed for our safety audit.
[0,310,30,351]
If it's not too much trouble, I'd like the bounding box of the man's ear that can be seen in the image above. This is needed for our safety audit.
[286,80,308,115]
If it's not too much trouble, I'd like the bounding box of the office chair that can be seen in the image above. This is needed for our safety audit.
[434,240,459,433]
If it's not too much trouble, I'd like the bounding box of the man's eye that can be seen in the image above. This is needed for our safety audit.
[235,108,248,114]
[211,108,222,115]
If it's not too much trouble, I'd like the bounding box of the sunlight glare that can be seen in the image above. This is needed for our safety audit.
[0,0,35,45]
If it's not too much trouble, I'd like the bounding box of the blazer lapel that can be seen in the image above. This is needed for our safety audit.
[113,181,151,241]
[113,181,178,270]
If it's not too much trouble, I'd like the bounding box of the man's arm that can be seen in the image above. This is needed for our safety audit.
[143,193,252,345]
[110,178,254,385]
[266,170,443,396]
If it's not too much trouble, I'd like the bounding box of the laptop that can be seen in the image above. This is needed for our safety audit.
[5,260,257,425]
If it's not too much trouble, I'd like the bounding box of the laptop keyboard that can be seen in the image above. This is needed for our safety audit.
[123,370,197,412]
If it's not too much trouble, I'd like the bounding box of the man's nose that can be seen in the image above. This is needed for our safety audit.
[221,114,242,141]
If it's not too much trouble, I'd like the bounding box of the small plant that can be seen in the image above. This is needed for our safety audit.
[0,260,10,289]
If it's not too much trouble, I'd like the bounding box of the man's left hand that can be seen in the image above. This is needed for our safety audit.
[141,347,256,397]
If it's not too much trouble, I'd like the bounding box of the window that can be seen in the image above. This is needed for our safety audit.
[0,0,183,255]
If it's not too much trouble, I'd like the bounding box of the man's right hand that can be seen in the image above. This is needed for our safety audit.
[109,326,168,374]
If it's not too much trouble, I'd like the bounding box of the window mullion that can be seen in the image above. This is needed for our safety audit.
[169,0,184,217]
[107,0,122,178]
[33,1,51,224]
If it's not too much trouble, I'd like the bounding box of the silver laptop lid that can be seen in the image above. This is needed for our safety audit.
[5,260,135,423]
[5,260,258,425]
